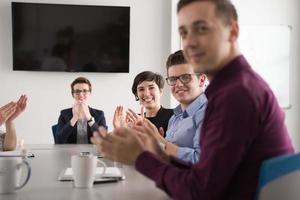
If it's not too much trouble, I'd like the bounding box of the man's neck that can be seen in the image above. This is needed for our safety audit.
[207,46,241,82]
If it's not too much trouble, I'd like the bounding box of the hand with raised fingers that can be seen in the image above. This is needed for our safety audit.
[70,101,82,126]
[113,105,126,129]
[133,118,165,143]
[80,101,92,120]
[0,102,17,125]
[125,106,145,127]
[7,95,27,123]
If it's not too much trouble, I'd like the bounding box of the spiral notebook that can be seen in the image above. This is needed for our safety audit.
[58,167,125,183]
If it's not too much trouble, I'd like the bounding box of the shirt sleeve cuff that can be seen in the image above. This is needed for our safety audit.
[176,147,200,164]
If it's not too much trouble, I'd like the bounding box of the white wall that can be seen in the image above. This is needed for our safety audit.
[231,0,300,150]
[0,0,172,144]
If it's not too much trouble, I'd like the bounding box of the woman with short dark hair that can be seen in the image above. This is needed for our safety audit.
[130,71,173,135]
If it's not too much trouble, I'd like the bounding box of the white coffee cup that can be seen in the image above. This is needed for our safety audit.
[71,154,106,188]
[0,156,31,194]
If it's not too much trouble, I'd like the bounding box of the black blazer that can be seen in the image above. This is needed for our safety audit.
[56,107,106,144]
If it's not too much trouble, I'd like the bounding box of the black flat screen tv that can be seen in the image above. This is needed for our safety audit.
[12,2,130,72]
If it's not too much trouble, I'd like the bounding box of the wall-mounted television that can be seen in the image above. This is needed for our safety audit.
[12,2,130,72]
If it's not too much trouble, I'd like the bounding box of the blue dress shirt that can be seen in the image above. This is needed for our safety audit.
[165,93,207,163]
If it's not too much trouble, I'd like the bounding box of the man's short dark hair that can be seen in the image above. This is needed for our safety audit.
[71,77,92,94]
[177,0,238,25]
[132,71,164,101]
[166,50,187,71]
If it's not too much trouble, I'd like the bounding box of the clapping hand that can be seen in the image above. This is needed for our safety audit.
[91,126,145,165]
[7,95,27,123]
[72,102,81,120]
[113,106,145,129]
[113,106,126,128]
[125,106,145,127]
[72,101,91,120]
[0,95,27,125]
[91,119,169,165]
[79,101,91,120]
[0,102,17,125]
[132,118,166,157]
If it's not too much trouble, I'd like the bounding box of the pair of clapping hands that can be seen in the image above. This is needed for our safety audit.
[71,101,91,121]
[91,107,169,165]
[112,106,165,138]
[0,95,27,125]
[112,106,144,129]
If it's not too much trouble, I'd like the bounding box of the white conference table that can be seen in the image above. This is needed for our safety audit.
[1,144,170,200]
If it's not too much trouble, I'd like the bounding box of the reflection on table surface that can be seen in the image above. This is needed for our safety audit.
[1,144,170,200]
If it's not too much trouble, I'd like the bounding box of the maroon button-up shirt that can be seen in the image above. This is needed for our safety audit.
[135,55,294,200]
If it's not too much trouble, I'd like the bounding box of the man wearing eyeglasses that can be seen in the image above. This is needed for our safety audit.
[56,77,107,144]
[153,50,207,163]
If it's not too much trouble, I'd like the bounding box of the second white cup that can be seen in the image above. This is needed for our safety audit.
[71,154,106,188]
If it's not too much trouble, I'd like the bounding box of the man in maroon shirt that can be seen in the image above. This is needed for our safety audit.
[91,0,294,199]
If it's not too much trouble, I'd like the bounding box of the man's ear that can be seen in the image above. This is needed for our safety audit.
[229,21,239,42]
[159,88,163,96]
[198,74,206,87]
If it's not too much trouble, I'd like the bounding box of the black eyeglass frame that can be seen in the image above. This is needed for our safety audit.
[72,89,91,95]
[165,73,200,86]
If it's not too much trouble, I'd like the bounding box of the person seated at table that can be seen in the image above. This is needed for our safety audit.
[56,77,107,144]
[158,50,207,163]
[113,52,207,163]
[0,95,27,151]
[113,71,173,136]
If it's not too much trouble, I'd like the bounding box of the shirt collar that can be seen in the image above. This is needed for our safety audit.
[173,93,207,118]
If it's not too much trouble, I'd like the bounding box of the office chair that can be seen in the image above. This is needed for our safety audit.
[256,152,300,200]
[51,124,58,144]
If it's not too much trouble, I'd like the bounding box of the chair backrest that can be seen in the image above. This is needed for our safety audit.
[51,124,58,144]
[257,153,300,200]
